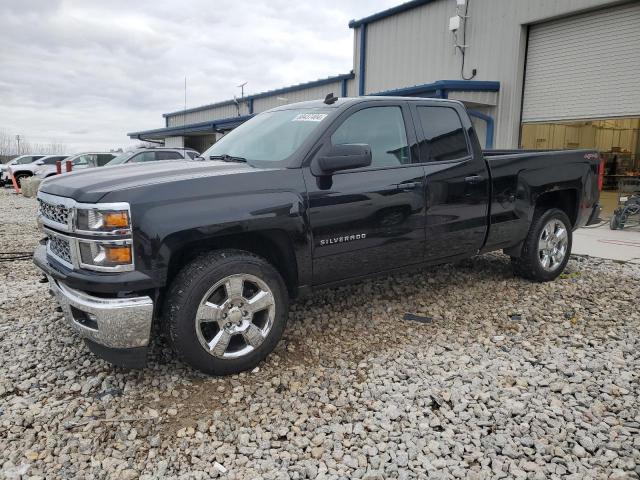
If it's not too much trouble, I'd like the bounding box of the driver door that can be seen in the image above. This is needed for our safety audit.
[303,101,426,285]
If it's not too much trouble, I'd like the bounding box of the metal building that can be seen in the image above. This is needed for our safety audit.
[128,0,639,176]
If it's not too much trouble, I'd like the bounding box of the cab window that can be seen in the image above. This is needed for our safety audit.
[416,106,470,162]
[129,152,156,163]
[156,151,183,160]
[97,154,115,166]
[331,106,410,167]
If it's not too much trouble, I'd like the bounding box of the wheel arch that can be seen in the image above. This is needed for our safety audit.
[165,229,299,298]
[533,188,579,228]
[504,189,578,257]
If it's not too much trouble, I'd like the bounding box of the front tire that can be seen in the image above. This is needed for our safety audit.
[164,249,289,375]
[511,208,572,282]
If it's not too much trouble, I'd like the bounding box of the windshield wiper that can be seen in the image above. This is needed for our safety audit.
[209,154,247,163]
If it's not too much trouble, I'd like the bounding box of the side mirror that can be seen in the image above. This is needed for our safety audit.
[34,160,44,165]
[312,144,372,176]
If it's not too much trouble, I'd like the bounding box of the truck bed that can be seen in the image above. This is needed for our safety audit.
[480,148,601,253]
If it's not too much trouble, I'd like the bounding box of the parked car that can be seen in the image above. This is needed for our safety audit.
[7,155,69,187]
[33,97,602,374]
[1,155,46,186]
[105,147,200,166]
[34,152,117,179]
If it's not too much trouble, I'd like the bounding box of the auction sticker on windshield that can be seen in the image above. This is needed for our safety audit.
[292,113,327,122]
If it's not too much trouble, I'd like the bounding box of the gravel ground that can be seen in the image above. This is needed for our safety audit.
[1,186,639,480]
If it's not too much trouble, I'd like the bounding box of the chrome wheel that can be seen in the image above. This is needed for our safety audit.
[195,274,275,359]
[538,219,568,271]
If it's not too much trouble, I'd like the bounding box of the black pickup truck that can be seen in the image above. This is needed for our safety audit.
[34,96,602,374]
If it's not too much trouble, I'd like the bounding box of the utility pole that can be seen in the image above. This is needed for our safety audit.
[15,134,20,155]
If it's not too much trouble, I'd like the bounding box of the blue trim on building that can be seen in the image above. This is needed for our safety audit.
[373,80,500,97]
[163,73,354,118]
[358,24,367,95]
[127,114,255,139]
[132,80,500,140]
[341,78,348,97]
[467,110,494,149]
[349,0,438,28]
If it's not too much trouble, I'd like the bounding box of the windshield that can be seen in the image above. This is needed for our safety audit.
[201,109,331,164]
[106,151,137,166]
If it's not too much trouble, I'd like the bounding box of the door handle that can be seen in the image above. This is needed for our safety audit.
[465,175,483,184]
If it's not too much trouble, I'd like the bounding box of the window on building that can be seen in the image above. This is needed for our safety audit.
[416,107,470,162]
[521,118,640,190]
[331,106,410,167]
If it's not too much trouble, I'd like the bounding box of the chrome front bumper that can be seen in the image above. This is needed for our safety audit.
[46,275,154,349]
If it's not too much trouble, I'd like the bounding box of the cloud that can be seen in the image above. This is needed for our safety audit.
[0,0,398,153]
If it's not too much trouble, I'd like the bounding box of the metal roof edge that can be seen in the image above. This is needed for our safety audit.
[348,0,439,28]
[162,72,354,118]
[373,80,500,96]
[127,114,255,138]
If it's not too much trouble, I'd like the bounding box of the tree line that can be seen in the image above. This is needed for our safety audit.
[0,129,67,161]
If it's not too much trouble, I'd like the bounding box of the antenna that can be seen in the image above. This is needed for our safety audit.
[324,93,338,105]
[237,81,247,99]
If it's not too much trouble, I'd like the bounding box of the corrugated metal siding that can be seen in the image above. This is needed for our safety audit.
[448,91,497,106]
[167,103,249,127]
[360,0,621,147]
[164,136,184,148]
[252,82,343,112]
[522,2,640,122]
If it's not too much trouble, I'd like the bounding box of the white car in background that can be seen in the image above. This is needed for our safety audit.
[34,152,117,179]
[6,155,69,188]
[1,154,46,186]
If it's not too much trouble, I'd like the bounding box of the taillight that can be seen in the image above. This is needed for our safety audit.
[597,155,605,191]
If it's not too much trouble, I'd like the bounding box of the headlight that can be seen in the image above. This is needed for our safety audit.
[78,240,134,271]
[75,206,131,234]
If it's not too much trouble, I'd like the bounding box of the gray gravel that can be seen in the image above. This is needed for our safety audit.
[1,186,639,480]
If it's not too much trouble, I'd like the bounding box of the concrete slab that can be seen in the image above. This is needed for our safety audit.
[573,223,640,263]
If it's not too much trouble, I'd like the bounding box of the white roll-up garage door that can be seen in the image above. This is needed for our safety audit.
[522,2,640,123]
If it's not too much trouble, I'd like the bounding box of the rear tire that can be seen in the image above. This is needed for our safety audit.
[511,208,572,282]
[164,249,288,375]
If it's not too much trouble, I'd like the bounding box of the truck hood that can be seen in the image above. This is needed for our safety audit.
[39,160,261,203]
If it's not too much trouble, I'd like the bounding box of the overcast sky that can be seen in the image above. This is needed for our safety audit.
[0,0,399,153]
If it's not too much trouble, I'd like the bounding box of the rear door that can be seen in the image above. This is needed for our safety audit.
[303,100,427,285]
[411,102,489,261]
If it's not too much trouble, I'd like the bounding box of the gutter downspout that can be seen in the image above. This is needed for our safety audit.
[467,110,494,149]
[358,25,367,96]
[341,78,348,97]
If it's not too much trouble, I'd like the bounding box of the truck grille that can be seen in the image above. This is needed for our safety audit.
[48,235,73,265]
[38,198,71,228]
